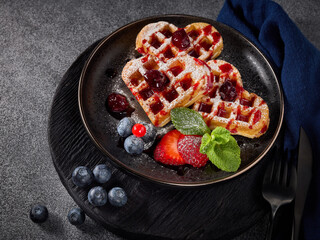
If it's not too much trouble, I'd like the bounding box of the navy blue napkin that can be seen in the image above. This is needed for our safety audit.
[218,0,320,239]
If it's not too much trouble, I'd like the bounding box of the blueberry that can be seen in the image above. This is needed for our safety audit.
[117,117,135,137]
[67,207,85,225]
[141,123,157,149]
[30,205,48,223]
[124,135,144,155]
[88,186,108,206]
[108,187,127,207]
[93,164,111,184]
[72,166,93,187]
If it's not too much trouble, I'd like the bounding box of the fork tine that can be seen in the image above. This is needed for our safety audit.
[263,159,275,183]
[274,157,282,183]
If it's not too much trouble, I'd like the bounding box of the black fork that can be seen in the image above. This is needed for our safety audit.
[262,149,297,240]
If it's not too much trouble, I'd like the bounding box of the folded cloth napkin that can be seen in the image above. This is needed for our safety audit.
[218,0,320,239]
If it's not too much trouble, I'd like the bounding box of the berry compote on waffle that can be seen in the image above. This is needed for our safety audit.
[136,21,223,62]
[192,60,270,138]
[122,54,214,127]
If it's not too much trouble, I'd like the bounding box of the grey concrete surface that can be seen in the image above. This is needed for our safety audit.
[0,0,319,239]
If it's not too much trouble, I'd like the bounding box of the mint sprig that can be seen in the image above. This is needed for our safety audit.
[200,128,240,172]
[171,107,241,172]
[171,108,210,136]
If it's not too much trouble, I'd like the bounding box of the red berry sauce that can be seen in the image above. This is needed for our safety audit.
[150,100,164,115]
[144,70,169,92]
[188,49,199,58]
[188,30,200,40]
[163,88,179,103]
[180,77,192,91]
[212,32,221,45]
[106,93,134,119]
[219,63,233,74]
[169,66,183,76]
[198,103,212,113]
[219,80,238,102]
[172,29,190,50]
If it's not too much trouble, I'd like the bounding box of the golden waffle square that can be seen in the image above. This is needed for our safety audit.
[136,21,223,62]
[122,54,214,127]
[192,60,270,138]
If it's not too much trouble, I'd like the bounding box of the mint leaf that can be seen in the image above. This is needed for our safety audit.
[211,127,231,145]
[200,133,212,153]
[171,108,211,135]
[200,127,241,172]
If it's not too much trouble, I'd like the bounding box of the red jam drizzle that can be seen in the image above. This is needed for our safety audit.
[199,41,211,51]
[217,107,227,118]
[180,77,192,91]
[219,63,233,74]
[139,87,154,100]
[172,29,190,50]
[160,29,172,38]
[198,103,213,113]
[219,79,238,102]
[150,100,164,115]
[260,124,268,134]
[209,86,218,98]
[240,97,254,107]
[252,110,261,125]
[188,30,200,40]
[130,78,139,86]
[259,100,266,106]
[144,70,169,92]
[141,55,149,63]
[169,66,183,76]
[188,49,199,58]
[203,25,212,35]
[163,48,175,59]
[236,114,249,122]
[137,47,146,54]
[163,88,179,103]
[150,35,162,49]
[212,32,221,45]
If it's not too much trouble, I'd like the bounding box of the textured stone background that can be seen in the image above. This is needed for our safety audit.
[1,0,319,239]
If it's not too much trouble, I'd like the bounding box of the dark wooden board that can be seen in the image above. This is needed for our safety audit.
[47,39,276,239]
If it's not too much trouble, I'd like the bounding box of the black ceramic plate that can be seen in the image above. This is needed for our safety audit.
[79,15,283,186]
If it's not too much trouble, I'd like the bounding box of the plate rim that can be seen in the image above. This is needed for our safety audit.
[78,14,284,187]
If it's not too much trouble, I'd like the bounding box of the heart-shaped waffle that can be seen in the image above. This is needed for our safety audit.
[136,21,223,62]
[192,60,270,138]
[122,54,213,127]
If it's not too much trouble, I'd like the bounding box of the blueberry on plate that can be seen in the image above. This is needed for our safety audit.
[124,135,144,155]
[93,164,111,184]
[141,123,157,149]
[88,186,108,206]
[67,207,85,225]
[108,187,127,207]
[30,204,48,223]
[72,166,93,187]
[117,117,135,137]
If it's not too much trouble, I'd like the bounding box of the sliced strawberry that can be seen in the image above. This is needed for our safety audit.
[177,135,209,168]
[154,130,185,165]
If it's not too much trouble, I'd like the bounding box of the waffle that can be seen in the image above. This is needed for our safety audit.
[192,60,270,138]
[136,21,223,62]
[122,54,213,127]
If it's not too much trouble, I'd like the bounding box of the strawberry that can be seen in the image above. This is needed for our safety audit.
[177,135,209,168]
[154,130,185,165]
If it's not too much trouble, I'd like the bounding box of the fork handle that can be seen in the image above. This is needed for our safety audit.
[266,205,279,240]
